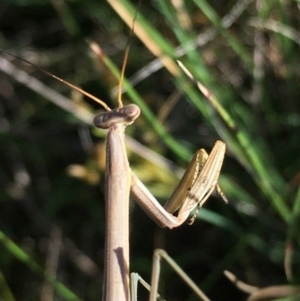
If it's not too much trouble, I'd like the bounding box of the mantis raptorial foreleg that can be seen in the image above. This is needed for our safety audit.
[130,140,227,229]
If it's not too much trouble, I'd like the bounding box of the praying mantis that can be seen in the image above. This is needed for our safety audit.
[89,38,227,300]
[0,19,227,301]
[93,98,226,300]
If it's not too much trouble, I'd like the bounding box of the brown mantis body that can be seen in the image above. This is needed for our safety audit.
[94,101,226,300]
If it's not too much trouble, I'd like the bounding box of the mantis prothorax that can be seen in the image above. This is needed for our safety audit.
[1,47,227,301]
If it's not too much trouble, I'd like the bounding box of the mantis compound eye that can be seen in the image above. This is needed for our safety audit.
[123,104,141,121]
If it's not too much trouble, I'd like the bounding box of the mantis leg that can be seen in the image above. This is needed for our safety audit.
[130,249,211,301]
[130,140,227,229]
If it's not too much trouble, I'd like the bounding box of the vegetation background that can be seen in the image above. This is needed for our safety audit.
[0,0,300,300]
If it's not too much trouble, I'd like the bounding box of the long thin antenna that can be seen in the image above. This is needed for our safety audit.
[0,49,111,112]
[117,0,142,108]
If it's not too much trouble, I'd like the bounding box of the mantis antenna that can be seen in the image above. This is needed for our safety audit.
[116,0,141,108]
[0,49,112,112]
